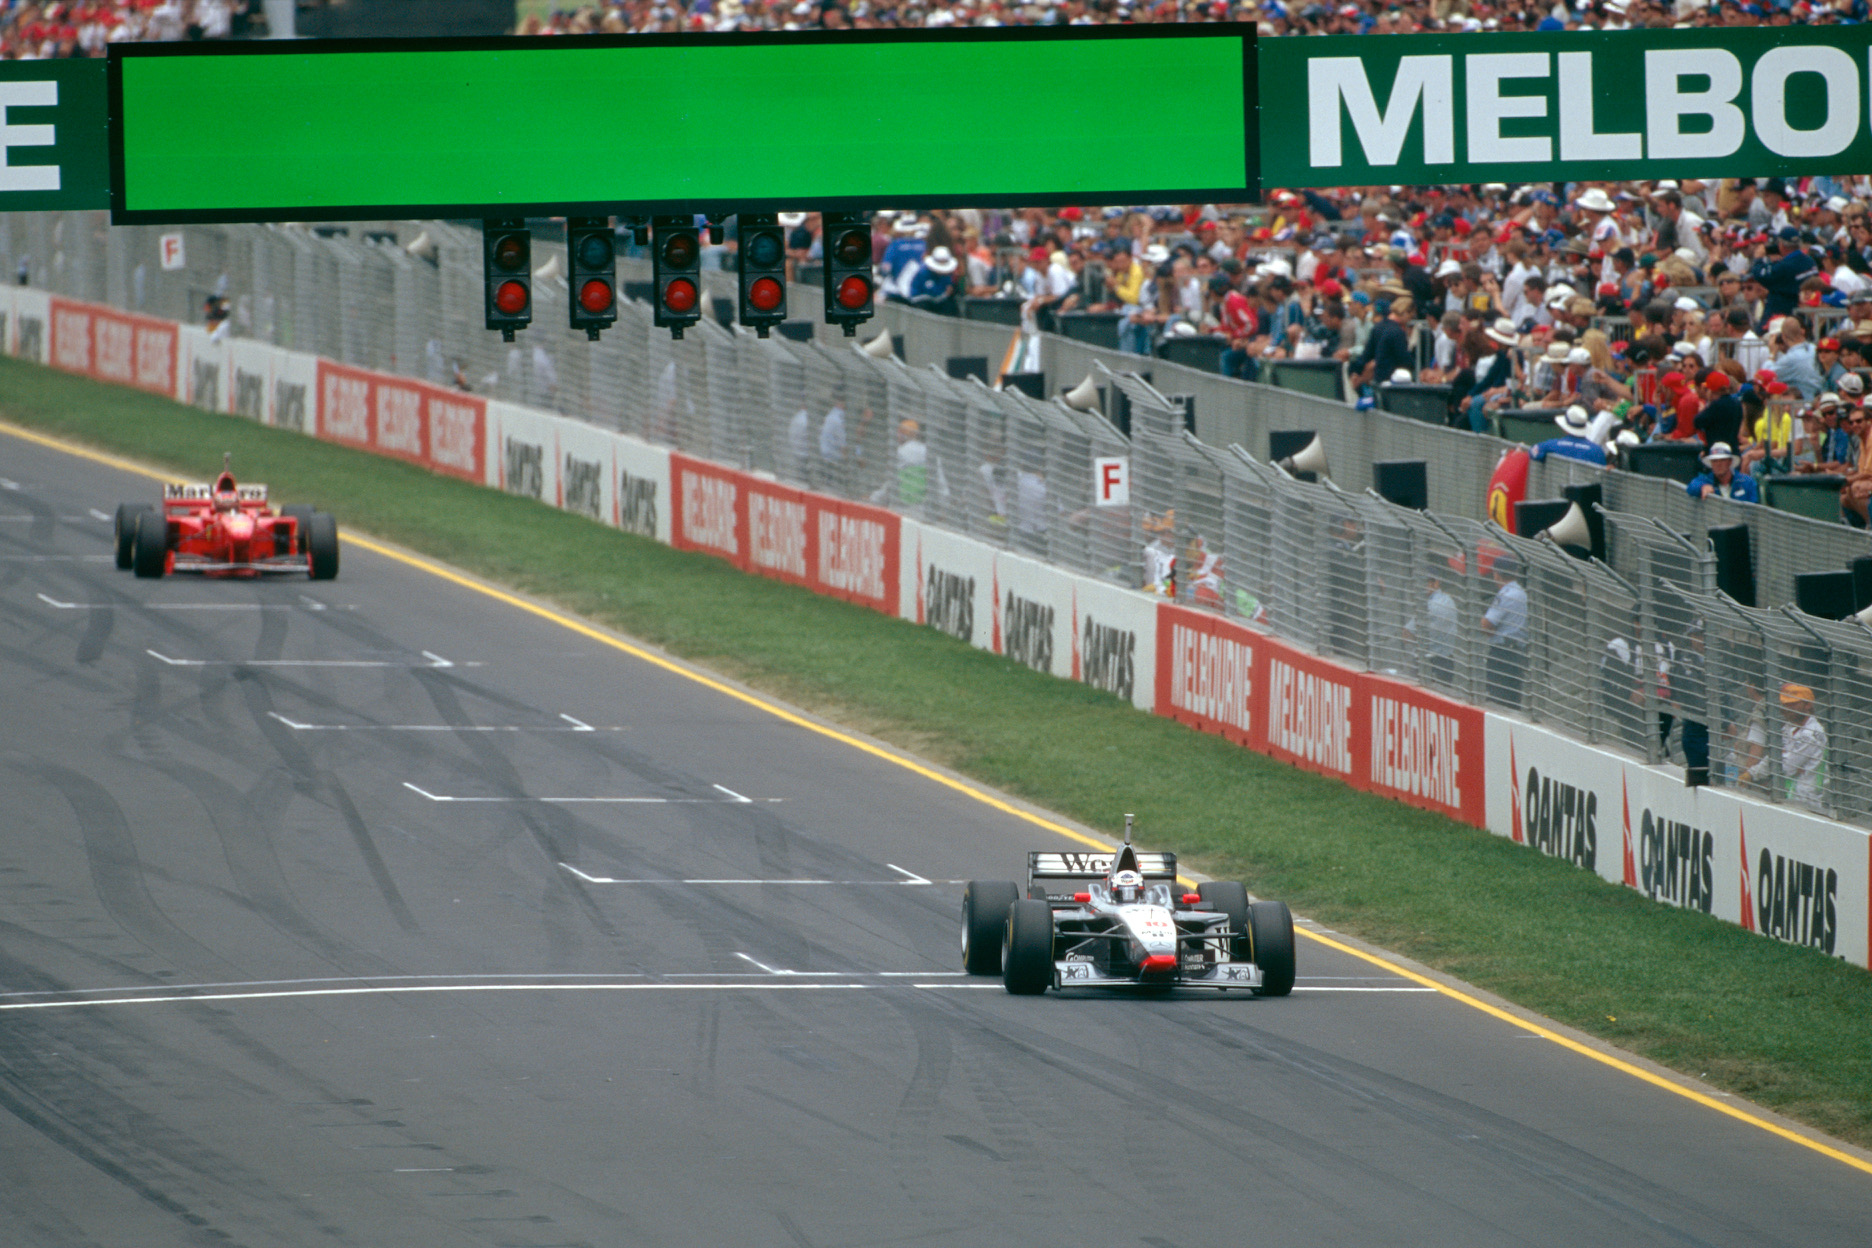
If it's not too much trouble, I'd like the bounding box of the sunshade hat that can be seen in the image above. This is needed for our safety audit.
[1555,405,1592,436]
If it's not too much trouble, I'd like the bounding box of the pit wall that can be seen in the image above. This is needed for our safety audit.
[6,288,1863,970]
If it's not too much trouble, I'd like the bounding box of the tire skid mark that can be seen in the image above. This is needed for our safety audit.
[885,995,953,1206]
[24,762,230,979]
[232,672,420,942]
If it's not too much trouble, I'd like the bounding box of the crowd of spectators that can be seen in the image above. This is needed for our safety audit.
[0,1,266,53]
[770,172,1872,524]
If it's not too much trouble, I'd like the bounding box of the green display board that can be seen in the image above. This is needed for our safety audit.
[0,59,109,212]
[108,28,1256,224]
[1260,26,1872,188]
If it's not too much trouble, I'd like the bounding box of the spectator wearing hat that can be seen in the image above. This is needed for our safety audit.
[1531,405,1609,466]
[1686,443,1759,503]
[908,245,959,315]
[1741,684,1828,808]
[1817,336,1846,391]
[1462,316,1521,432]
[1694,369,1747,449]
[1795,394,1856,475]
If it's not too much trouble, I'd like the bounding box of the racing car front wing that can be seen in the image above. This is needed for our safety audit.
[1054,958,1264,990]
[170,555,309,574]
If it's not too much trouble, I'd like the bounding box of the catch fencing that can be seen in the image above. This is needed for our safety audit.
[3,210,1870,827]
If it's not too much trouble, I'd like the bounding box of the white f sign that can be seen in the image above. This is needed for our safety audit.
[1094,456,1129,507]
[159,233,186,271]
[0,81,57,192]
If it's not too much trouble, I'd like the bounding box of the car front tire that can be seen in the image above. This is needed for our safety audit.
[962,880,1018,976]
[1002,898,1055,995]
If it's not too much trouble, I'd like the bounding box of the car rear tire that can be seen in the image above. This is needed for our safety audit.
[280,504,315,555]
[962,880,1019,976]
[1197,880,1250,961]
[131,510,167,578]
[1248,899,1295,997]
[1002,898,1054,995]
[114,502,151,569]
[306,512,339,581]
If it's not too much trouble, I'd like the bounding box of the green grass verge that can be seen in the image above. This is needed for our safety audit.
[5,355,1870,1149]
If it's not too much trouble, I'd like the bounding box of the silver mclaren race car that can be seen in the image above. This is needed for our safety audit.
[961,820,1295,996]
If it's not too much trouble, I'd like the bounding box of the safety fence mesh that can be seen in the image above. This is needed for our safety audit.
[7,211,1871,827]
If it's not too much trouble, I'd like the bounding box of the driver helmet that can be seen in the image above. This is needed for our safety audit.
[1111,869,1143,905]
[213,486,238,512]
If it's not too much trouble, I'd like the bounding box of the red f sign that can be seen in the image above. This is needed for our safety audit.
[1095,455,1129,507]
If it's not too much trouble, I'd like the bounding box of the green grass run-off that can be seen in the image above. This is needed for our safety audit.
[3,352,1867,1150]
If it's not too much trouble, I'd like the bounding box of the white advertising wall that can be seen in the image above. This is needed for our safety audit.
[904,521,998,650]
[11,287,49,363]
[485,400,560,503]
[269,348,317,433]
[553,416,615,525]
[1485,714,1870,968]
[176,325,230,413]
[612,431,671,544]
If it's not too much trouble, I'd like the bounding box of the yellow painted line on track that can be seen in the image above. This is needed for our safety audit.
[6,416,1869,1179]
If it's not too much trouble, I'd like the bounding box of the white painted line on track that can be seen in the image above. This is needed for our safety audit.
[151,648,454,668]
[394,1168,455,1174]
[0,983,878,1011]
[409,782,759,804]
[887,863,933,885]
[711,783,753,803]
[0,554,112,561]
[733,953,842,977]
[0,478,17,489]
[88,508,111,521]
[559,713,595,732]
[554,862,941,886]
[40,594,353,611]
[270,711,618,733]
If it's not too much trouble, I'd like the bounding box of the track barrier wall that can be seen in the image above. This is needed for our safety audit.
[2,285,1864,971]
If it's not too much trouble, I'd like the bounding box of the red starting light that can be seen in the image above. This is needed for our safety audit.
[748,276,783,313]
[662,278,698,314]
[491,234,528,272]
[832,228,869,266]
[494,280,528,315]
[1072,891,1091,904]
[836,274,871,310]
[579,278,615,315]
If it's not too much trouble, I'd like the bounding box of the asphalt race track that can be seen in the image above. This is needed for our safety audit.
[0,429,1865,1247]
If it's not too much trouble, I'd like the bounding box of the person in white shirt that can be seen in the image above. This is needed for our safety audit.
[1742,683,1828,808]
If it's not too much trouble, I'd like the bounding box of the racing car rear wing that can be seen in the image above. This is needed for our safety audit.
[163,483,268,502]
[1027,851,1178,883]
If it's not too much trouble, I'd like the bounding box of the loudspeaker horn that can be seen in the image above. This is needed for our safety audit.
[532,252,563,283]
[1060,374,1101,412]
[1277,435,1329,479]
[404,230,438,263]
[1543,502,1593,551]
[861,327,896,359]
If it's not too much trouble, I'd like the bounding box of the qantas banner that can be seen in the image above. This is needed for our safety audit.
[268,348,316,434]
[485,400,555,500]
[907,520,997,648]
[990,551,1078,681]
[177,325,228,413]
[11,288,49,364]
[48,297,175,398]
[1485,714,1870,968]
[613,433,670,543]
[554,417,616,525]
[1073,574,1156,712]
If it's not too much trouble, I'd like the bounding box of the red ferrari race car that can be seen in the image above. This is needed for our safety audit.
[114,458,338,581]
